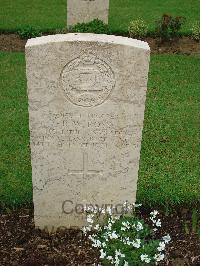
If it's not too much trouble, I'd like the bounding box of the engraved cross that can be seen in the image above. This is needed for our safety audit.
[68,152,103,178]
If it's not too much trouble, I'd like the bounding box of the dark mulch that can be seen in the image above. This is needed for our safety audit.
[0,207,199,266]
[0,208,98,266]
[0,34,199,55]
[146,37,200,56]
[0,34,27,52]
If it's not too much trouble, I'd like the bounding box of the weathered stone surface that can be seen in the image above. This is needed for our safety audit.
[67,0,109,27]
[25,33,150,230]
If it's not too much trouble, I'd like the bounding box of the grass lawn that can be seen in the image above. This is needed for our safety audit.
[0,52,199,209]
[0,53,32,208]
[110,0,200,34]
[0,0,199,33]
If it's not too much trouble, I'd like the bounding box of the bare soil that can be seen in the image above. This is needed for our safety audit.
[146,37,200,55]
[0,34,199,55]
[0,207,199,266]
[0,34,26,52]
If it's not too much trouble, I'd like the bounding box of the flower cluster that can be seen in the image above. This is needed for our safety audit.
[83,203,171,265]
[150,210,162,231]
[128,19,148,39]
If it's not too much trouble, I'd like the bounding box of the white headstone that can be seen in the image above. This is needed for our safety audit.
[25,33,150,230]
[67,0,109,28]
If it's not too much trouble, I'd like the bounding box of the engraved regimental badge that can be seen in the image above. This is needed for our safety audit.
[61,52,115,107]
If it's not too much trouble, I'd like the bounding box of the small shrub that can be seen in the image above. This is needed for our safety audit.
[18,26,42,39]
[128,19,148,39]
[156,14,186,42]
[54,28,67,34]
[71,19,110,34]
[191,21,200,41]
[83,203,171,265]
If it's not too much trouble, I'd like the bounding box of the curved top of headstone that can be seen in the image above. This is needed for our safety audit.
[25,33,150,51]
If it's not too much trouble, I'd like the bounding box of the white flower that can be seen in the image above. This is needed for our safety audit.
[140,254,151,263]
[132,238,141,248]
[123,201,133,212]
[93,206,99,214]
[150,210,159,217]
[122,222,128,227]
[84,205,94,212]
[154,253,165,262]
[107,255,114,263]
[123,201,128,207]
[115,249,125,258]
[91,239,102,248]
[96,240,102,248]
[122,236,131,245]
[157,241,165,252]
[123,201,130,212]
[94,224,100,231]
[114,258,120,266]
[110,231,119,239]
[162,234,171,244]
[82,227,87,235]
[108,217,116,226]
[134,203,142,208]
[100,208,106,214]
[103,233,109,242]
[150,217,156,223]
[114,249,125,266]
[106,206,113,215]
[151,217,162,227]
[155,219,161,227]
[102,242,106,247]
[88,235,94,241]
[100,249,106,259]
[82,224,92,234]
[121,221,131,231]
[124,261,129,266]
[104,222,112,231]
[134,222,143,231]
[86,214,94,224]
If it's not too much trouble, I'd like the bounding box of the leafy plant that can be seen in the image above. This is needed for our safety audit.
[54,28,67,34]
[183,209,199,236]
[83,203,171,265]
[191,21,200,41]
[192,209,199,233]
[70,19,110,34]
[156,14,186,42]
[18,26,42,39]
[128,19,148,39]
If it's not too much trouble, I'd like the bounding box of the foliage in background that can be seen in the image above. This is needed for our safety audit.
[53,28,67,34]
[191,21,200,41]
[128,19,148,39]
[18,26,42,39]
[71,19,110,34]
[83,203,171,265]
[155,14,186,42]
[0,0,200,35]
[184,209,200,236]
